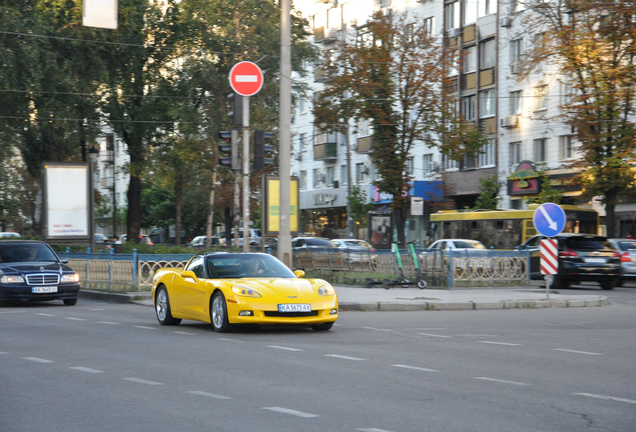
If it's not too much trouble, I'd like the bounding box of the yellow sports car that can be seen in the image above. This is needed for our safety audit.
[152,252,338,332]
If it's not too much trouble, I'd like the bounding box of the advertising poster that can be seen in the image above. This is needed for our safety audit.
[263,176,299,235]
[368,214,392,249]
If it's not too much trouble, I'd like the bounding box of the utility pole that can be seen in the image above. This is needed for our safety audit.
[345,125,355,238]
[242,96,250,252]
[278,0,292,266]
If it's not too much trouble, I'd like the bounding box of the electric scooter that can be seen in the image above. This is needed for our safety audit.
[409,241,427,289]
[382,242,412,289]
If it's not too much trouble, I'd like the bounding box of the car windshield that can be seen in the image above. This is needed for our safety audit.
[0,244,59,263]
[566,237,609,250]
[305,238,335,247]
[205,254,295,279]
[619,241,636,251]
[454,241,485,249]
[345,240,370,248]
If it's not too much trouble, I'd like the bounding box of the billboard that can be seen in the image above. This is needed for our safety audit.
[262,176,299,235]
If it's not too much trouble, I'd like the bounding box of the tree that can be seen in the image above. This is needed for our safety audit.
[473,175,499,210]
[518,0,636,236]
[525,166,564,205]
[313,11,487,246]
[347,184,374,229]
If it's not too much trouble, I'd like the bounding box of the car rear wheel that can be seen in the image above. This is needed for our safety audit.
[312,322,334,331]
[616,278,624,287]
[211,291,232,332]
[155,286,181,326]
[600,280,616,290]
[63,298,78,306]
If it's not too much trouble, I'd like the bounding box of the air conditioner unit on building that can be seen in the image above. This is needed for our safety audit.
[320,173,326,183]
[500,17,511,27]
[448,28,459,38]
[294,152,302,161]
[431,162,441,172]
[360,165,369,175]
[500,115,519,128]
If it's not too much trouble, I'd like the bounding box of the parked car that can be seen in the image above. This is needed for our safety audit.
[608,239,636,286]
[0,232,21,238]
[94,233,110,245]
[121,234,154,246]
[330,239,378,267]
[0,240,80,305]
[218,229,262,247]
[189,235,225,248]
[516,234,621,290]
[418,239,489,272]
[292,236,338,250]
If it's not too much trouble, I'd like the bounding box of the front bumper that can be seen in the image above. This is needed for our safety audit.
[226,296,338,326]
[0,283,80,302]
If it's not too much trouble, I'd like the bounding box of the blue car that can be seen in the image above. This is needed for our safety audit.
[0,241,80,305]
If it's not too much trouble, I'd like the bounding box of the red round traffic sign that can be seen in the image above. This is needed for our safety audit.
[229,61,263,97]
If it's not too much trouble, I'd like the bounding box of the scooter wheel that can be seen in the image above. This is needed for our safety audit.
[401,278,410,288]
[383,278,392,290]
[417,279,427,289]
[365,278,375,289]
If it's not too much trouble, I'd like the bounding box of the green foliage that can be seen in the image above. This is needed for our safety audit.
[347,185,374,228]
[473,175,499,210]
[525,166,563,205]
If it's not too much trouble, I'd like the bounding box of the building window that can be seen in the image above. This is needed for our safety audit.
[480,90,496,117]
[299,133,307,151]
[509,142,521,166]
[513,0,526,13]
[443,154,459,171]
[464,0,477,25]
[444,2,459,30]
[534,138,547,162]
[560,135,573,159]
[510,39,522,67]
[355,163,365,182]
[480,39,496,69]
[326,166,335,186]
[313,168,321,188]
[300,171,307,189]
[478,138,495,167]
[480,0,496,16]
[406,157,414,176]
[461,96,476,120]
[535,85,548,110]
[423,154,433,174]
[510,91,522,115]
[560,81,573,106]
[423,17,434,37]
[298,98,306,113]
[358,118,371,136]
[340,164,348,185]
[463,46,477,73]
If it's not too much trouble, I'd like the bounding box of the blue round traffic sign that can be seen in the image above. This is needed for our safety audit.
[533,203,567,237]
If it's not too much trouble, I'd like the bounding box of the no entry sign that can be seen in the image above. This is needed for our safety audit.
[540,239,558,275]
[229,61,263,97]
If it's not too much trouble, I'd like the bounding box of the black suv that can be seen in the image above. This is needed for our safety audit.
[516,234,621,290]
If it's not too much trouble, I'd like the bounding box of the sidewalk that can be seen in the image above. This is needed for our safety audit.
[79,284,609,311]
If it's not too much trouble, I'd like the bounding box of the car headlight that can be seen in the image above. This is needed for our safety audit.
[231,285,262,298]
[61,273,79,283]
[317,284,335,296]
[0,275,25,284]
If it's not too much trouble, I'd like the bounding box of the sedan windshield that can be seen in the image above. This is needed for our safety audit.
[205,254,296,279]
[0,244,59,263]
[454,241,486,249]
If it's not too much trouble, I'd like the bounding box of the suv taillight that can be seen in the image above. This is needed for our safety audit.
[620,252,632,262]
[559,249,578,258]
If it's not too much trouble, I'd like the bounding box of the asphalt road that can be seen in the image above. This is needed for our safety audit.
[2,288,635,432]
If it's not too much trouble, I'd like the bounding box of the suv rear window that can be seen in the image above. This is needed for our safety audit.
[306,238,334,247]
[565,237,609,250]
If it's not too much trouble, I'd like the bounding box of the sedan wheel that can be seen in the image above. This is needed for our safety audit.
[155,286,181,326]
[211,291,232,332]
[63,298,78,306]
[600,280,616,290]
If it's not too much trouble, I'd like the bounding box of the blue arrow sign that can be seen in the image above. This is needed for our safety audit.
[533,203,567,237]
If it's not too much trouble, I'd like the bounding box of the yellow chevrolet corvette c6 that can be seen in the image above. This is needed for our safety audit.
[152,252,338,332]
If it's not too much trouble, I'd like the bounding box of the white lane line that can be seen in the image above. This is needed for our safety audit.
[134,326,156,330]
[70,366,103,374]
[188,391,233,400]
[0,311,27,314]
[98,321,120,325]
[64,317,85,321]
[552,349,602,356]
[574,393,636,404]
[0,351,9,354]
[36,313,55,317]
[173,331,195,335]
[474,377,527,386]
[325,354,367,361]
[357,429,393,432]
[23,357,54,364]
[479,341,521,346]
[418,333,451,338]
[89,308,105,311]
[123,378,164,386]
[216,338,233,341]
[268,346,304,352]
[392,364,439,372]
[362,327,394,332]
[262,407,319,418]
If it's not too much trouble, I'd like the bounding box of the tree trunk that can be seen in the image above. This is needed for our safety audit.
[127,175,142,244]
[605,188,618,238]
[206,163,218,247]
[394,205,407,248]
[174,174,183,247]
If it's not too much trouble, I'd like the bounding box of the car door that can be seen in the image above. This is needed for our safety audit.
[172,256,207,319]
[522,235,544,277]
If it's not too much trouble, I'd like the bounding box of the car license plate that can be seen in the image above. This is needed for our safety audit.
[278,303,311,313]
[32,286,58,293]
[585,258,605,264]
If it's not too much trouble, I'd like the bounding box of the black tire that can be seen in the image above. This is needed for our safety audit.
[600,280,616,291]
[63,298,78,306]
[155,286,181,326]
[417,279,427,289]
[616,278,624,287]
[365,278,375,289]
[383,278,392,290]
[401,278,411,288]
[210,291,233,332]
[312,322,334,331]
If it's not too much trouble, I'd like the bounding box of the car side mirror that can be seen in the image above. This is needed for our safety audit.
[294,270,305,278]
[181,270,198,281]
[60,258,69,264]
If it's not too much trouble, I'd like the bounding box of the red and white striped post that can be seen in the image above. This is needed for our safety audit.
[540,239,558,299]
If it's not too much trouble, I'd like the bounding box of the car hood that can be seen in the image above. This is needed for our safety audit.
[229,277,327,297]
[0,261,67,273]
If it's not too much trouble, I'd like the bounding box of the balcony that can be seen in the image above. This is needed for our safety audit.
[356,136,375,153]
[314,142,337,161]
[101,177,114,189]
[314,67,331,83]
[314,26,338,43]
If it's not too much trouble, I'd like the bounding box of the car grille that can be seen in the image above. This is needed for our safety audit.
[26,274,60,285]
[264,311,318,318]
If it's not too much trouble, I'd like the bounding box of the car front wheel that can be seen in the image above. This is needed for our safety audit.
[600,280,616,290]
[210,291,232,332]
[155,286,181,326]
[63,298,78,306]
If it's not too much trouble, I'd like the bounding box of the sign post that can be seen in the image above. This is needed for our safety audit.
[533,203,566,299]
[229,61,263,252]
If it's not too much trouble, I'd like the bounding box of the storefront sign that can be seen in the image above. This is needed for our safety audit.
[411,197,424,216]
[312,193,337,205]
[507,161,541,196]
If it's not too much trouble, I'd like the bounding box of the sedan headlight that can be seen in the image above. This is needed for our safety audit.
[61,273,79,283]
[317,284,335,296]
[232,285,262,298]
[0,275,25,284]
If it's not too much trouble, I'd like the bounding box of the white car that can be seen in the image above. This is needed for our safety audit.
[189,236,225,248]
[330,239,379,267]
[419,239,488,270]
[0,232,21,238]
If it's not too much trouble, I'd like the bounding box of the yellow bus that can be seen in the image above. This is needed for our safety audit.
[428,204,599,249]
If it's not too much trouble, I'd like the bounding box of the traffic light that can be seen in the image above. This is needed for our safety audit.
[254,129,275,171]
[219,131,239,170]
[227,92,243,126]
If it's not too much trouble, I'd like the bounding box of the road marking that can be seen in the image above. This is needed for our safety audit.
[64,317,85,321]
[573,393,636,404]
[187,391,233,400]
[0,351,8,354]
[0,310,26,314]
[268,346,304,352]
[357,429,393,432]
[123,378,164,386]
[36,313,55,317]
[89,308,105,311]
[325,354,367,361]
[474,377,527,386]
[70,367,103,374]
[216,338,233,341]
[134,326,156,330]
[23,357,54,364]
[173,331,195,335]
[362,327,394,332]
[98,321,120,325]
[479,341,520,346]
[262,407,319,418]
[552,349,602,356]
[418,333,451,338]
[392,364,439,372]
